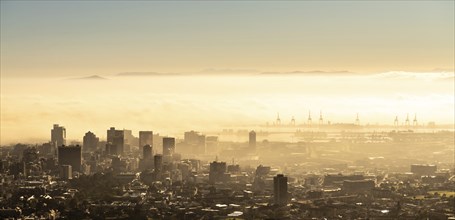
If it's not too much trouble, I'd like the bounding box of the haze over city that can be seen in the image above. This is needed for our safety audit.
[1,71,454,145]
[0,1,454,219]
[1,1,454,144]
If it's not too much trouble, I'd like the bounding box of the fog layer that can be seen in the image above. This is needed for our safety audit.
[1,72,453,144]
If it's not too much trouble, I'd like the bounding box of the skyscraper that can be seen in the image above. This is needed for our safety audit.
[122,129,134,153]
[83,131,99,152]
[274,174,288,205]
[206,136,219,154]
[143,144,152,160]
[139,131,153,149]
[60,165,72,180]
[107,127,125,155]
[51,124,66,147]
[154,154,163,174]
[184,131,206,154]
[249,130,256,149]
[140,144,153,170]
[58,145,82,172]
[163,137,175,156]
[209,161,227,183]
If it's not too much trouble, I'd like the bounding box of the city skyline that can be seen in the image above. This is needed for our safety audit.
[0,1,454,218]
[1,120,453,218]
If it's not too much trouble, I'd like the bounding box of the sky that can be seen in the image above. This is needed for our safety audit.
[1,1,454,76]
[0,1,454,145]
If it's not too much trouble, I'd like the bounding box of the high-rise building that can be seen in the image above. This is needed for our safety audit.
[107,127,116,142]
[123,129,134,152]
[154,154,163,172]
[274,174,288,205]
[249,130,256,149]
[58,145,82,172]
[206,136,219,154]
[111,156,126,173]
[83,131,99,152]
[22,147,39,177]
[152,134,164,154]
[184,131,206,154]
[143,144,153,160]
[140,144,153,170]
[163,137,175,156]
[60,165,72,180]
[40,142,53,156]
[107,127,125,155]
[139,131,153,149]
[51,124,66,147]
[209,161,227,183]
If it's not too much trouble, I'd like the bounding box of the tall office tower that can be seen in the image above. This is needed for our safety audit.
[58,145,82,172]
[209,161,227,183]
[107,127,116,142]
[51,124,66,147]
[139,131,153,149]
[40,142,53,156]
[154,154,163,171]
[140,144,153,170]
[274,174,289,205]
[205,136,219,154]
[143,144,153,160]
[123,129,134,152]
[152,134,164,154]
[60,165,72,180]
[163,137,176,156]
[184,131,206,154]
[107,127,125,155]
[249,130,256,150]
[83,131,99,152]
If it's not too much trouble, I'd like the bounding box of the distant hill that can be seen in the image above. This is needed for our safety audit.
[261,70,355,75]
[116,72,180,76]
[68,75,108,80]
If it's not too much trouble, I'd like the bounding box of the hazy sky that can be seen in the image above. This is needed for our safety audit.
[0,1,454,145]
[1,1,454,77]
